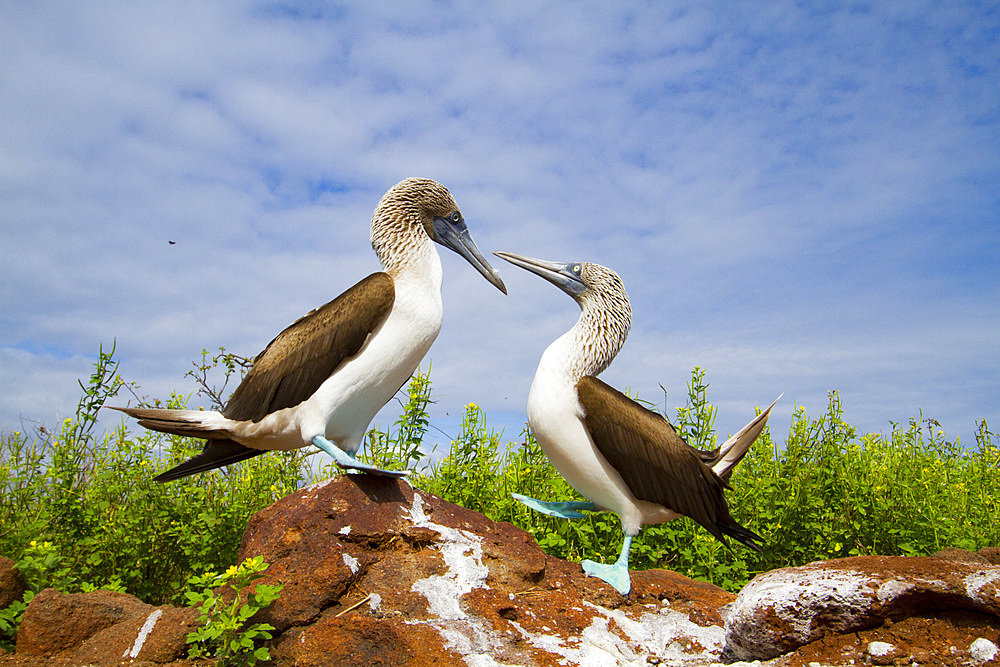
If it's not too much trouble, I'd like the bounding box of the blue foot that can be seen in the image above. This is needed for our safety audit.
[312,436,410,478]
[582,535,633,595]
[512,493,600,519]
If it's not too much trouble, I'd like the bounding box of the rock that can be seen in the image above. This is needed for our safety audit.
[971,637,999,662]
[0,557,27,609]
[979,547,1000,565]
[240,475,736,666]
[723,555,1000,661]
[15,588,196,663]
[8,481,1000,667]
[866,640,900,665]
[932,546,992,564]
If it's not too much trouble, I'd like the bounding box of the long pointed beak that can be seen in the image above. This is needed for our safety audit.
[433,216,507,294]
[493,251,586,297]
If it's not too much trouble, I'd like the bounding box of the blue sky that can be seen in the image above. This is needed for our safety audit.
[1,2,997,450]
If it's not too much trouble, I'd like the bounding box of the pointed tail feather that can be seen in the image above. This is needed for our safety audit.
[107,406,231,439]
[153,438,266,482]
[108,406,261,482]
[711,394,782,481]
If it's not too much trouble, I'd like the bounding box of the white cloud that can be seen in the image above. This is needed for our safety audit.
[1,1,997,451]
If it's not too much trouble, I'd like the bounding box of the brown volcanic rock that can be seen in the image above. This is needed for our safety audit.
[723,554,1000,661]
[16,589,150,656]
[72,605,197,664]
[8,475,1000,666]
[14,588,195,664]
[0,557,26,610]
[272,613,462,667]
[236,475,735,665]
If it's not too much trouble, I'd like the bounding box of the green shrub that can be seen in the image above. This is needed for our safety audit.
[0,345,310,608]
[1,339,997,649]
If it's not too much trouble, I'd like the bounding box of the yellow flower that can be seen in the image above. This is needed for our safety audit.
[226,565,239,576]
[270,485,277,492]
[64,417,71,424]
[29,540,36,547]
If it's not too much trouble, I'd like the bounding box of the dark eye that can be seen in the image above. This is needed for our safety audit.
[451,211,461,222]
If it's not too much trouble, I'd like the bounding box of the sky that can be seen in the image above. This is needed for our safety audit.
[2,1,998,454]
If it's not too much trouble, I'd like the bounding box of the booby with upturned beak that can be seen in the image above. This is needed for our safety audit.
[112,178,506,480]
[496,251,776,594]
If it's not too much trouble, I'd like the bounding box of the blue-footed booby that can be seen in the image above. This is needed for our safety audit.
[495,251,777,595]
[112,178,506,481]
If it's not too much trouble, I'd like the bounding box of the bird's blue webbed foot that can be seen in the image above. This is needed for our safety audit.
[512,492,600,519]
[312,435,410,478]
[582,534,633,595]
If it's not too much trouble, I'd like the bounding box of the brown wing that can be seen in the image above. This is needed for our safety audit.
[223,273,395,422]
[577,375,761,550]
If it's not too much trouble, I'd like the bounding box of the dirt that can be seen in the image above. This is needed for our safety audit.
[785,609,1000,666]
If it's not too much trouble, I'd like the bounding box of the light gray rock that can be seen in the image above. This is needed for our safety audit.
[866,640,900,665]
[723,555,1000,661]
[970,637,999,663]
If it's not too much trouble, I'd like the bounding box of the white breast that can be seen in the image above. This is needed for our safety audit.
[243,247,443,454]
[526,335,640,525]
[312,254,444,452]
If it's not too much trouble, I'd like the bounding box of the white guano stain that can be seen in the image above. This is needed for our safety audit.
[342,552,359,574]
[511,601,726,666]
[405,491,516,667]
[122,608,163,659]
[965,569,1000,603]
[300,478,333,499]
[868,640,895,657]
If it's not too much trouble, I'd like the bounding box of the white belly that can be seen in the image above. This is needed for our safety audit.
[527,347,677,535]
[240,275,442,453]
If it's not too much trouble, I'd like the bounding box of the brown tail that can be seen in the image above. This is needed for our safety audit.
[107,406,263,482]
[107,406,226,439]
[153,438,266,482]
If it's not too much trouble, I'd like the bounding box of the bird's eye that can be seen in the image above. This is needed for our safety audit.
[573,264,582,274]
[451,211,461,222]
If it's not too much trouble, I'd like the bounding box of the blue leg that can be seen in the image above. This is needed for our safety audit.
[582,534,634,595]
[512,493,600,519]
[312,435,410,478]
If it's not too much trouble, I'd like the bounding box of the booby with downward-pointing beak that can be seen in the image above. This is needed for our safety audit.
[111,178,506,480]
[495,251,777,594]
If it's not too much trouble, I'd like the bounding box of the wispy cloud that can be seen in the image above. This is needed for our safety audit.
[1,2,997,446]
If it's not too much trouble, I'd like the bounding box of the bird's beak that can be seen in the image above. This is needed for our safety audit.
[493,251,586,297]
[432,216,507,294]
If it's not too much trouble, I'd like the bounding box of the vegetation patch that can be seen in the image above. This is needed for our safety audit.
[1,346,996,651]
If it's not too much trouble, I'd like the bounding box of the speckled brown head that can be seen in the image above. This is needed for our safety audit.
[493,251,631,375]
[371,178,506,293]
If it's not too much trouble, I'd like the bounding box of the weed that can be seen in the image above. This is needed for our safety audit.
[185,556,282,666]
[1,340,997,651]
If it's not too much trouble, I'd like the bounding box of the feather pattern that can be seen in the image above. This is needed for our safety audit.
[577,376,761,550]
[498,253,770,545]
[223,273,394,422]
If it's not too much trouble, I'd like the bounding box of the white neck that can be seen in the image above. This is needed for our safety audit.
[389,237,442,296]
[537,301,626,384]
